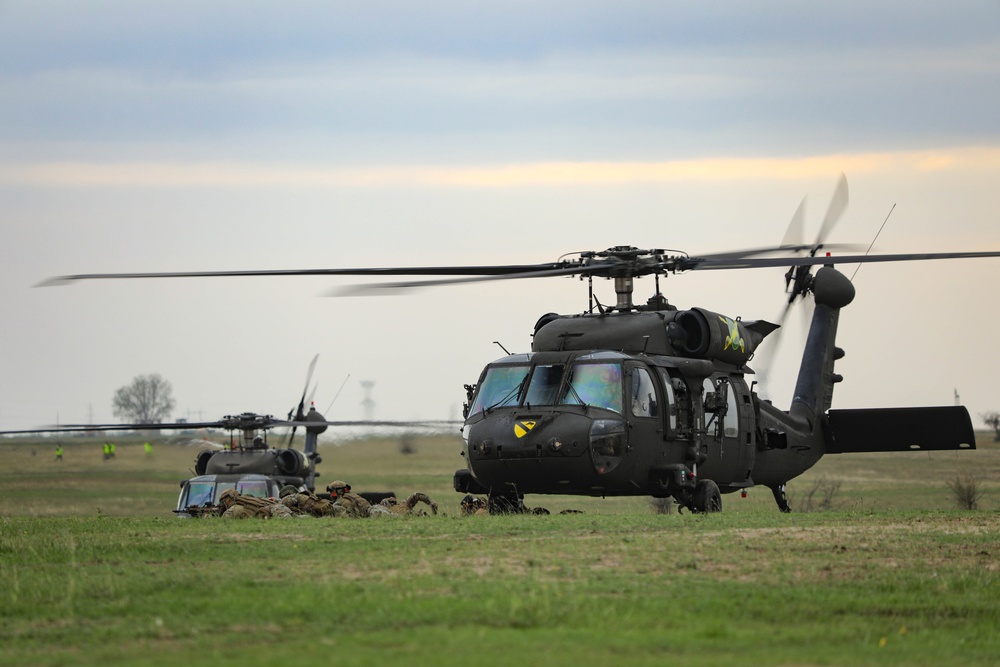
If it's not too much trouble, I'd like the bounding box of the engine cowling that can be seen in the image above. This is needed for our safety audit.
[668,308,777,366]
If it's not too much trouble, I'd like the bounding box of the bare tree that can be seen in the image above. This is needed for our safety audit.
[981,412,1000,441]
[946,474,984,510]
[112,373,176,424]
[795,476,842,512]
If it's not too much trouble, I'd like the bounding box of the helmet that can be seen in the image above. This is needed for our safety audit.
[279,485,298,498]
[461,494,477,514]
[219,489,239,507]
[326,480,350,495]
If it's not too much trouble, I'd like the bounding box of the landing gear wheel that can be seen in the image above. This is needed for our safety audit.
[692,479,722,513]
[770,484,792,513]
[487,489,523,515]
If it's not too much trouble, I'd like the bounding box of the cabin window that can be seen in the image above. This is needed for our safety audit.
[524,364,565,406]
[659,370,678,431]
[469,365,530,415]
[726,384,739,438]
[630,367,658,418]
[703,377,739,438]
[560,363,623,414]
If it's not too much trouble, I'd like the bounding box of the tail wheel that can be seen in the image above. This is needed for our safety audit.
[692,479,722,513]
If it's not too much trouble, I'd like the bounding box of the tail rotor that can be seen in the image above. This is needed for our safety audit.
[287,353,319,447]
[757,175,849,395]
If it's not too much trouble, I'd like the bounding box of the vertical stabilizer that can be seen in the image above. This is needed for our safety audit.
[789,267,855,428]
[303,406,328,491]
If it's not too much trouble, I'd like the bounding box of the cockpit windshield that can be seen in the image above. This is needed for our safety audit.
[185,482,215,507]
[469,365,530,415]
[470,361,624,415]
[236,480,271,498]
[560,363,623,413]
[523,364,564,406]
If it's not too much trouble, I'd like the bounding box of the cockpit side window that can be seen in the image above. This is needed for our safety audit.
[630,367,658,418]
[560,363,623,414]
[469,365,530,415]
[523,364,565,407]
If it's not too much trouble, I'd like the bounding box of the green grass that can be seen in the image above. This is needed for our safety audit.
[0,433,998,665]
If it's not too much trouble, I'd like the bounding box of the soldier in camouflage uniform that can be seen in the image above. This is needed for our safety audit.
[219,488,293,519]
[380,492,439,516]
[460,494,489,516]
[326,480,372,518]
[279,485,345,518]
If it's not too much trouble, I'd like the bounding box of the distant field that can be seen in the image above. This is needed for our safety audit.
[1,430,997,517]
[1,432,997,666]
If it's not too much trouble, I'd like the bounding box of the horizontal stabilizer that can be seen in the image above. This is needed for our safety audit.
[827,406,976,453]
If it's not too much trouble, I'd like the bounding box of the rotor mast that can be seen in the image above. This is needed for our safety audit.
[614,276,635,310]
[583,246,669,312]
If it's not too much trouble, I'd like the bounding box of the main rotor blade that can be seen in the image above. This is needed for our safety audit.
[35,263,579,287]
[327,264,608,296]
[0,420,231,434]
[688,250,1000,271]
[278,420,463,431]
[693,243,861,262]
[0,417,463,437]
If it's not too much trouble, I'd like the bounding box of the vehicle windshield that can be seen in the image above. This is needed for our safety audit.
[560,363,623,413]
[469,365,530,415]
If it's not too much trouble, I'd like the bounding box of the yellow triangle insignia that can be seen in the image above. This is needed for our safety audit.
[514,420,537,438]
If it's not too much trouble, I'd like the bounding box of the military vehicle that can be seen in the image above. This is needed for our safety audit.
[36,176,1000,513]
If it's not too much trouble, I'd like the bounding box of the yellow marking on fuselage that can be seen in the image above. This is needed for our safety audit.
[514,421,538,438]
[719,316,745,353]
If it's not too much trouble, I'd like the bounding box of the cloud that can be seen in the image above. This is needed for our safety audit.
[3,147,998,189]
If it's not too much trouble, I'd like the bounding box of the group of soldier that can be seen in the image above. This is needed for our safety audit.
[207,480,441,519]
[457,494,583,516]
[190,482,582,519]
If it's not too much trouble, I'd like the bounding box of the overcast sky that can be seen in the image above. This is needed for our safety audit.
[1,1,999,434]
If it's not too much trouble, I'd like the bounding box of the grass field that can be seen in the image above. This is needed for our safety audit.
[1,432,998,666]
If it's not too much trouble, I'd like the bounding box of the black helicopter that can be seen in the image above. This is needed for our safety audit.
[0,356,448,513]
[0,407,332,513]
[34,179,1000,513]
